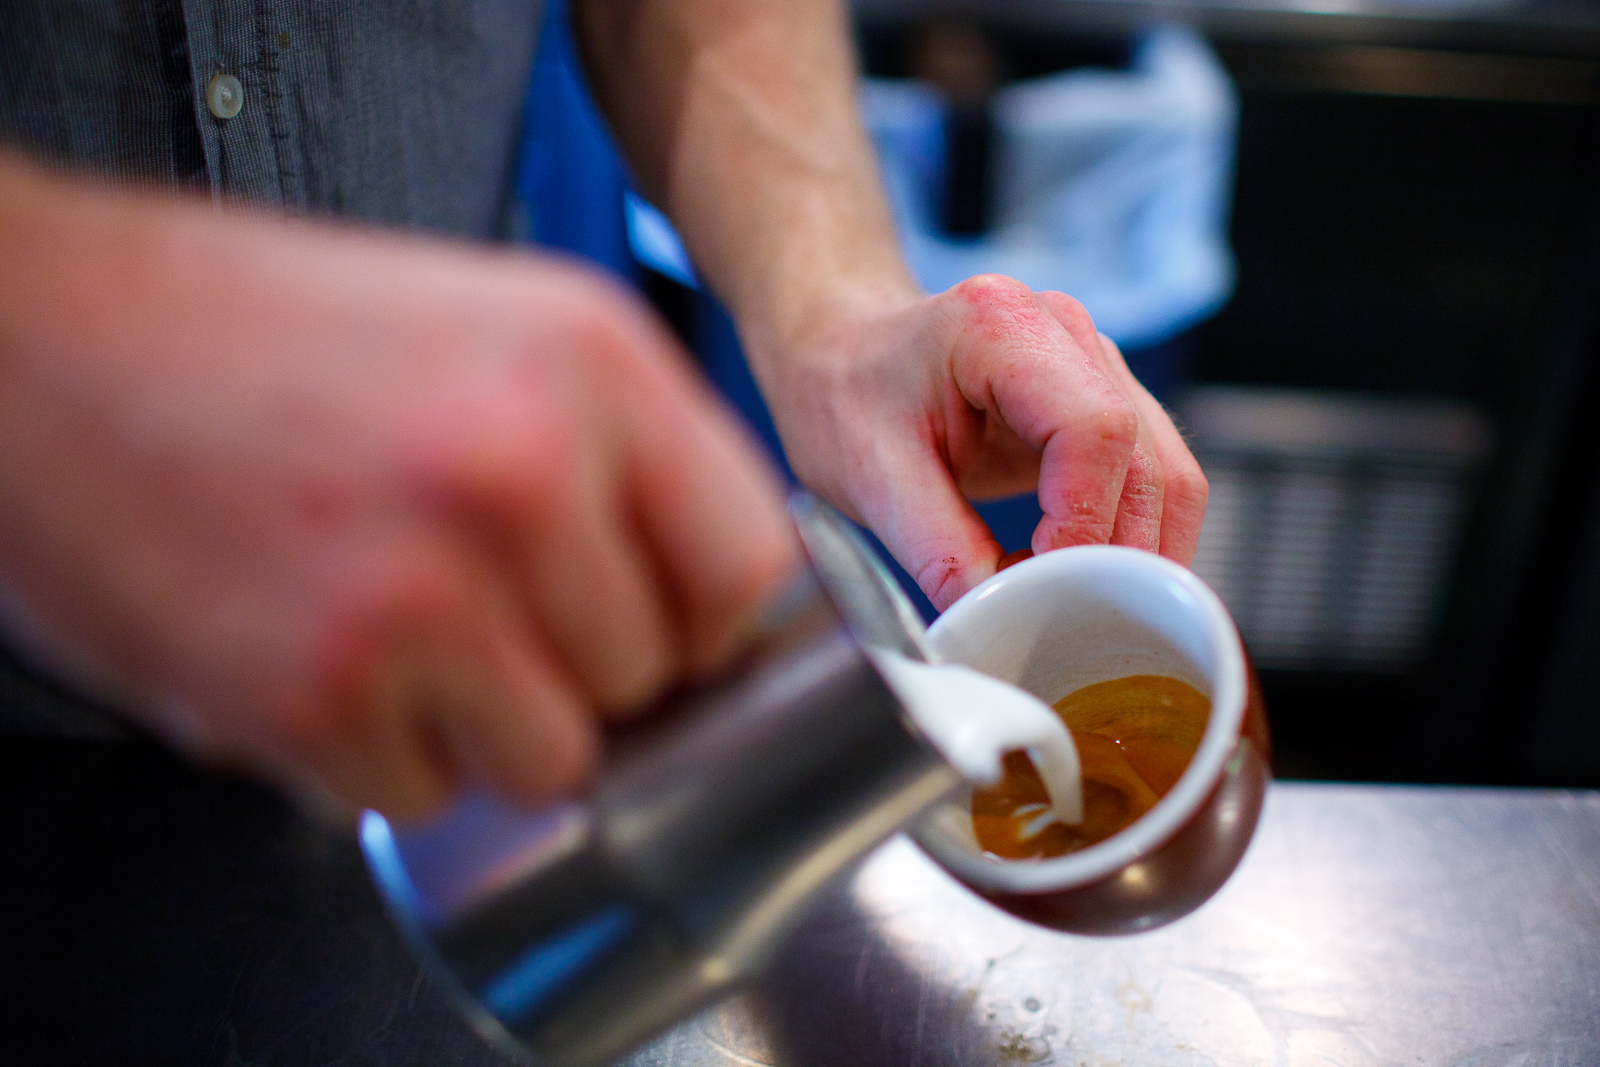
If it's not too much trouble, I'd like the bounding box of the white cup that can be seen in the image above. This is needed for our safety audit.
[912,545,1271,934]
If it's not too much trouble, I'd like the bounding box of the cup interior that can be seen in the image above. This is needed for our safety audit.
[912,545,1247,895]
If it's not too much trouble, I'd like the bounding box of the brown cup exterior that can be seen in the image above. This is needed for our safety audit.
[977,648,1271,936]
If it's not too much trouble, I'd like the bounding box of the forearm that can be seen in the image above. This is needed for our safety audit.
[572,0,918,362]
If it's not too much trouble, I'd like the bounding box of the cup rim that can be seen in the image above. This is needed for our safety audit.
[913,545,1248,895]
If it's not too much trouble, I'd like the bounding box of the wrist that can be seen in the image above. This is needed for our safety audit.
[737,261,923,384]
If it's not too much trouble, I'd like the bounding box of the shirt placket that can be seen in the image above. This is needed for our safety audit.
[179,0,290,207]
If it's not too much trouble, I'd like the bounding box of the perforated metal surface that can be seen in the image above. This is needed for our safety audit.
[1182,388,1492,670]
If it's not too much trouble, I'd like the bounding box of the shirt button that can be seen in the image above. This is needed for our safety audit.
[206,73,244,120]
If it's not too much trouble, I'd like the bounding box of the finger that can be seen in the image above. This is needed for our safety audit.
[853,438,1005,610]
[1094,332,1209,564]
[1029,401,1137,555]
[1035,295,1164,554]
[1159,449,1209,565]
[1030,293,1167,552]
[610,322,802,678]
[405,386,676,715]
[526,504,675,713]
[427,621,601,808]
[278,694,460,824]
[291,565,600,820]
[513,431,676,713]
[1108,440,1165,552]
[942,278,1137,554]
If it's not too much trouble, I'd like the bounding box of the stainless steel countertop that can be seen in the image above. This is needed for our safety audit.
[624,782,1600,1066]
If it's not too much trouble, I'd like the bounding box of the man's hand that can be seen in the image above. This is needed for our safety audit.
[576,0,1207,612]
[0,160,798,821]
[753,276,1208,610]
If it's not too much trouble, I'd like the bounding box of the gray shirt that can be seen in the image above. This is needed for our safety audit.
[1,0,544,238]
[0,0,545,736]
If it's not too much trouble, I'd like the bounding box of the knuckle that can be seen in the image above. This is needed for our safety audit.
[289,558,456,754]
[573,299,638,364]
[1125,474,1165,510]
[916,558,960,605]
[952,273,1031,304]
[482,404,591,526]
[945,277,1060,369]
[1085,401,1139,452]
[1037,510,1117,551]
[1167,463,1211,514]
[949,275,1040,327]
[1128,443,1166,495]
[566,286,666,377]
[1045,291,1095,331]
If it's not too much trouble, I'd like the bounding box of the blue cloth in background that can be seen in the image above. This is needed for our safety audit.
[516,0,634,279]
[514,0,790,479]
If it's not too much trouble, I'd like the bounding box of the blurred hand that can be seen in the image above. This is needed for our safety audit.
[756,274,1207,610]
[0,163,798,821]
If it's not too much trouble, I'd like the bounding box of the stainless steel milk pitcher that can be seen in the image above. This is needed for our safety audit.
[360,496,959,1067]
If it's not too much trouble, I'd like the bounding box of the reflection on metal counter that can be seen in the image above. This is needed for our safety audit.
[623,782,1600,1067]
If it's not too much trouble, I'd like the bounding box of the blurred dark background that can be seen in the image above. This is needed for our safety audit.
[849,1,1600,789]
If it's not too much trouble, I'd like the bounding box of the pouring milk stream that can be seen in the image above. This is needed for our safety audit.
[788,495,1085,838]
[868,649,1084,834]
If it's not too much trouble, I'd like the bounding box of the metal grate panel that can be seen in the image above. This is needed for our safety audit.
[1181,388,1491,671]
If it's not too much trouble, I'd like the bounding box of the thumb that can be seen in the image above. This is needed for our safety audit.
[852,448,1004,611]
